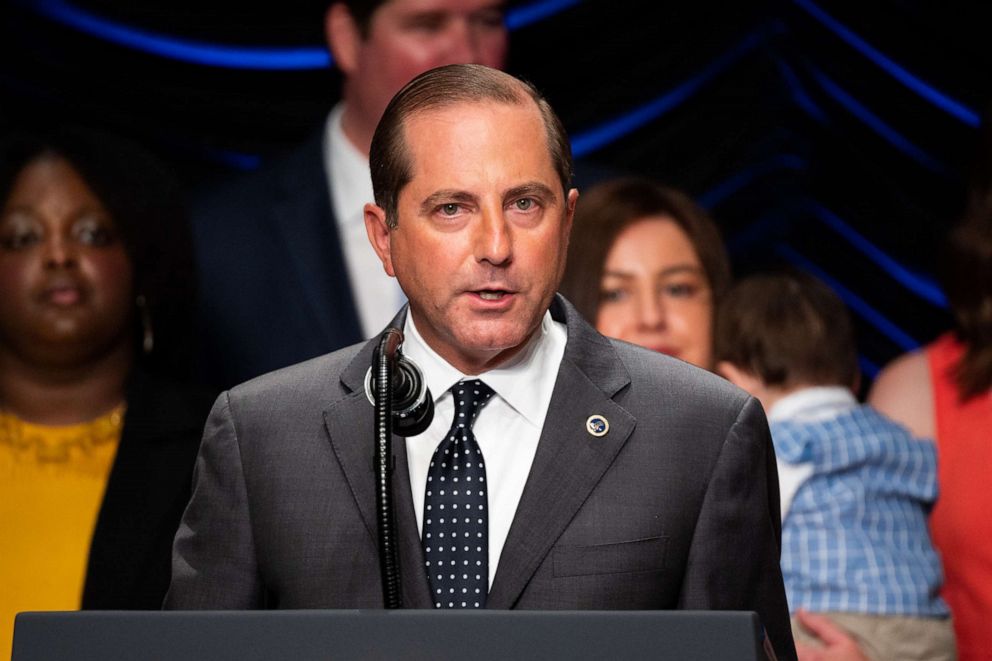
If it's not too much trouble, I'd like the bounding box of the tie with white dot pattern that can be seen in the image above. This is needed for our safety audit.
[422,379,495,609]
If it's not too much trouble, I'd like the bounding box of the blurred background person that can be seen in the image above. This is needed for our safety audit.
[192,0,509,388]
[0,127,215,658]
[716,272,954,661]
[559,177,731,370]
[869,174,992,657]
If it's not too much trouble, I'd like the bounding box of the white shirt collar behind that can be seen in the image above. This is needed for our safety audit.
[323,104,406,337]
[325,103,372,230]
[768,386,855,522]
[768,385,858,424]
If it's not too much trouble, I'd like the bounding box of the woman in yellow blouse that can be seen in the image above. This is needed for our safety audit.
[0,127,214,657]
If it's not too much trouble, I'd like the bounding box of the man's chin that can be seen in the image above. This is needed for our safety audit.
[442,323,536,369]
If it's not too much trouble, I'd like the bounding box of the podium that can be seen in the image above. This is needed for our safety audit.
[13,610,769,660]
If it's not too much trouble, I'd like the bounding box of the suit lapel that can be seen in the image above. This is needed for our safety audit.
[271,132,362,350]
[322,311,432,607]
[487,298,635,608]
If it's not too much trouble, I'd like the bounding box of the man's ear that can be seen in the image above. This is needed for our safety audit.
[364,202,396,277]
[716,361,763,396]
[325,2,362,75]
[564,188,579,234]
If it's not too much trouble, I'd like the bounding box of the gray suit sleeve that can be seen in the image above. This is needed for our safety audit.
[677,396,796,660]
[164,392,264,608]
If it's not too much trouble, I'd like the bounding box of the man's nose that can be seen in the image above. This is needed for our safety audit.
[474,207,512,266]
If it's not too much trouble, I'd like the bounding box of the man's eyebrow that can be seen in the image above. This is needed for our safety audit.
[419,190,478,214]
[503,182,556,204]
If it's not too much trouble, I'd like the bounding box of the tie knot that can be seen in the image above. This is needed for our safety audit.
[450,380,495,424]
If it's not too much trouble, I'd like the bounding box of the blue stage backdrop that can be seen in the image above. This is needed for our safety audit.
[4,0,991,389]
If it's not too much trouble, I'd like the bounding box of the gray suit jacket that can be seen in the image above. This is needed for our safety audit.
[166,296,795,659]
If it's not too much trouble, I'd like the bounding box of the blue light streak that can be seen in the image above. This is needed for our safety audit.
[808,66,948,174]
[31,0,332,70]
[806,202,948,308]
[570,29,765,157]
[858,355,880,380]
[699,154,807,208]
[506,0,581,30]
[726,209,789,256]
[776,244,920,352]
[28,0,580,70]
[773,55,829,124]
[792,0,980,127]
[202,147,263,170]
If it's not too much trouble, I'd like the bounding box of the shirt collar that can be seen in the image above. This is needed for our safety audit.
[768,386,858,423]
[324,102,373,228]
[401,310,566,428]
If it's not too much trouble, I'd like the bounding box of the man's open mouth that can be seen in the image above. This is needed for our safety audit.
[477,290,509,300]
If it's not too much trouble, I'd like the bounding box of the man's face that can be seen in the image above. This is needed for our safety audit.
[366,100,577,374]
[337,0,508,142]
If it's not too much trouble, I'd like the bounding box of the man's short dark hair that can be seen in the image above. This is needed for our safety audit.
[714,271,858,389]
[336,0,386,36]
[369,63,573,227]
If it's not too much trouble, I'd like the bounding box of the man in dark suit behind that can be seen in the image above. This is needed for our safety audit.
[192,0,508,388]
[167,64,795,659]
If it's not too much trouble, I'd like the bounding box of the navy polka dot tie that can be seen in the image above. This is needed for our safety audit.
[422,379,495,609]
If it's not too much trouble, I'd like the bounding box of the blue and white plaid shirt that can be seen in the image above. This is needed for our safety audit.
[769,387,948,616]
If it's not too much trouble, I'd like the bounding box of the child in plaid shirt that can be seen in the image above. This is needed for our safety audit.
[715,272,954,661]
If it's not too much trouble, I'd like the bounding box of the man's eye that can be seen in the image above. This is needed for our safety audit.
[407,14,446,32]
[472,9,505,30]
[439,203,461,216]
[514,198,535,211]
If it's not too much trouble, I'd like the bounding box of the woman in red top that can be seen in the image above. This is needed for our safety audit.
[869,189,992,658]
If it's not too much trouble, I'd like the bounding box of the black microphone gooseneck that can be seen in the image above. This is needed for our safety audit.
[370,328,433,609]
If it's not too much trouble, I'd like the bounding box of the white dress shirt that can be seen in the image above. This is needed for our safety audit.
[767,386,858,519]
[324,104,406,338]
[401,311,567,588]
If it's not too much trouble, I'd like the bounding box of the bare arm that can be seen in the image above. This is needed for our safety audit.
[867,351,935,439]
[794,610,869,661]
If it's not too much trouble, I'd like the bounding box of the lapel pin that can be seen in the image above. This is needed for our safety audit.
[586,415,609,437]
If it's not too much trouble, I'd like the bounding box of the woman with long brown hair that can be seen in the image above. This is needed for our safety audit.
[560,177,731,370]
[869,141,992,659]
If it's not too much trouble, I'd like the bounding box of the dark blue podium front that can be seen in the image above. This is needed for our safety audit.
[13,609,768,660]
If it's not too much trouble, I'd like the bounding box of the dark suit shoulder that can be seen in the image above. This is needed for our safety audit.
[191,130,325,234]
[608,338,753,429]
[227,341,366,409]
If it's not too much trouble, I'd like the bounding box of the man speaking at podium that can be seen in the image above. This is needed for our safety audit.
[166,64,795,659]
